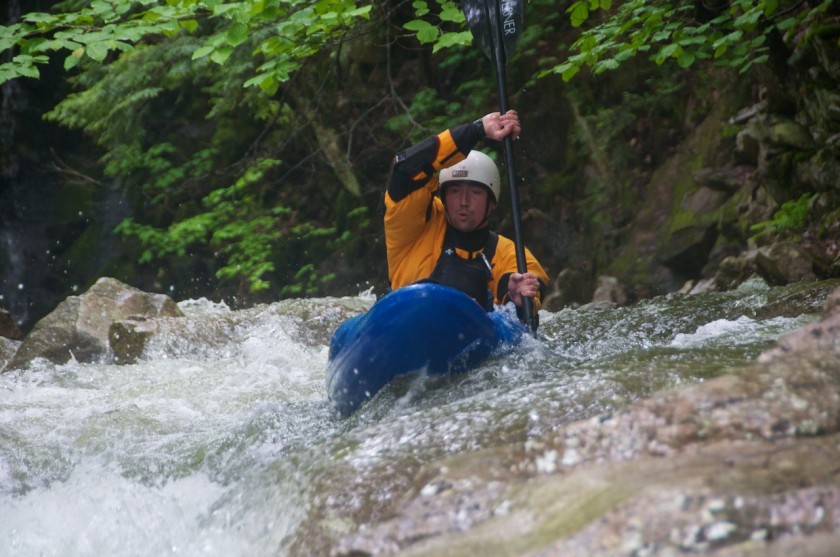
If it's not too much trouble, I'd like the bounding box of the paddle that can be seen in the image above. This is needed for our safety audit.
[462,0,535,333]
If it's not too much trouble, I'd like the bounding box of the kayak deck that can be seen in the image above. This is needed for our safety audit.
[326,283,524,416]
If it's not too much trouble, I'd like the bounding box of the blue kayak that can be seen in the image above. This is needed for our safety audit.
[326,283,526,416]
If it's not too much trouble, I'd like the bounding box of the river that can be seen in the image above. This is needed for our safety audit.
[0,278,826,555]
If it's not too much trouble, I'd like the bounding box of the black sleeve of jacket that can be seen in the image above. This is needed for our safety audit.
[386,120,486,202]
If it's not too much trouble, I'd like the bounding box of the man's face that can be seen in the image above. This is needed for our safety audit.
[444,182,493,232]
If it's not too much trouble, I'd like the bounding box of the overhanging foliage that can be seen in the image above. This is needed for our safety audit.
[542,0,835,81]
[2,0,836,298]
[1,0,373,92]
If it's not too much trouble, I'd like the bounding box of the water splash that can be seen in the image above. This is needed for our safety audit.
[0,283,828,555]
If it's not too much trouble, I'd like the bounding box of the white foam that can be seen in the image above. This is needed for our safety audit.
[670,316,758,347]
[0,464,240,557]
[669,315,811,349]
[176,297,232,318]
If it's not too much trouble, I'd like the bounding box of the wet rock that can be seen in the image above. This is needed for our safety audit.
[744,114,816,173]
[577,300,617,312]
[827,287,840,313]
[687,277,716,295]
[752,278,840,319]
[109,318,158,364]
[758,286,840,363]
[754,242,817,286]
[590,276,627,306]
[112,295,369,364]
[331,476,508,557]
[5,277,183,370]
[543,268,593,311]
[109,314,236,364]
[0,308,23,340]
[658,222,719,278]
[714,251,760,291]
[729,101,767,126]
[330,286,840,557]
[526,445,840,557]
[0,336,19,371]
[753,115,816,151]
[735,128,761,164]
[691,166,751,193]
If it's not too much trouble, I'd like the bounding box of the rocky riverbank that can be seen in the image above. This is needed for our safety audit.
[326,284,840,556]
[2,277,840,557]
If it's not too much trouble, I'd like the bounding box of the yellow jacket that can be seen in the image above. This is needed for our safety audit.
[384,124,549,309]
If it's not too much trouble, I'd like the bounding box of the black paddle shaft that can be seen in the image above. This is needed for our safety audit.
[482,0,536,332]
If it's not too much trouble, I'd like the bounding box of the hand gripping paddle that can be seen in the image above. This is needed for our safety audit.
[462,0,535,334]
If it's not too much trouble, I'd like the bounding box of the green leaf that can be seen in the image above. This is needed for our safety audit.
[404,19,429,31]
[244,72,279,95]
[16,63,41,79]
[676,51,695,68]
[212,3,240,16]
[0,25,21,52]
[63,46,86,70]
[568,1,589,28]
[226,21,249,46]
[192,44,215,59]
[776,17,798,31]
[412,0,430,17]
[439,4,465,23]
[433,30,472,52]
[404,19,439,44]
[85,41,109,62]
[210,44,233,64]
[652,30,671,42]
[346,6,372,18]
[22,12,58,24]
[180,19,199,33]
[594,58,620,73]
[752,53,769,65]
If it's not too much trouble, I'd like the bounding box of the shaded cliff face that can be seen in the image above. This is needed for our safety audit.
[620,26,840,296]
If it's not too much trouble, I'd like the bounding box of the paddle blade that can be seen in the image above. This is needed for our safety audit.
[462,0,525,63]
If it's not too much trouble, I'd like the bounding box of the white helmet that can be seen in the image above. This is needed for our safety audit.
[439,150,501,203]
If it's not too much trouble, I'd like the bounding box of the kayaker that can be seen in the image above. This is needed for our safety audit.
[385,110,549,326]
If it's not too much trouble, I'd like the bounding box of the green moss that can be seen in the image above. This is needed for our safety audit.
[721,123,742,138]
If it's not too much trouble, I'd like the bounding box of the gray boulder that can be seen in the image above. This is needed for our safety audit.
[543,268,593,311]
[5,277,183,370]
[715,251,759,291]
[754,241,817,286]
[0,308,23,340]
[0,336,19,371]
[577,275,628,311]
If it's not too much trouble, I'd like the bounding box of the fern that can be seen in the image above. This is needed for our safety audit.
[750,193,818,240]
